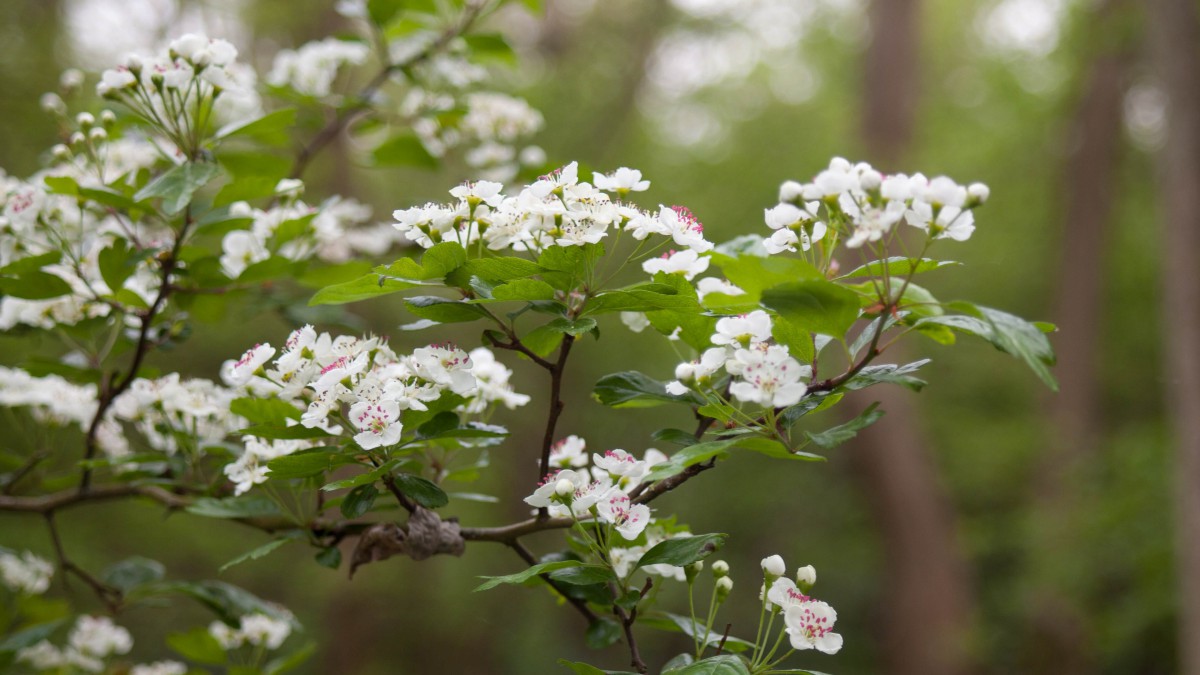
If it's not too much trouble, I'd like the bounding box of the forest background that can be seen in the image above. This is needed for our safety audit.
[0,0,1195,673]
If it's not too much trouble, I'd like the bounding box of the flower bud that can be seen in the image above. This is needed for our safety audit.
[796,565,816,592]
[778,180,803,203]
[859,169,882,191]
[715,576,733,601]
[685,560,704,583]
[711,560,729,578]
[51,144,71,161]
[75,112,95,129]
[123,54,144,74]
[554,478,574,498]
[40,93,66,115]
[100,110,117,128]
[59,68,85,92]
[761,555,786,579]
[88,127,107,143]
[967,182,990,206]
[69,131,86,148]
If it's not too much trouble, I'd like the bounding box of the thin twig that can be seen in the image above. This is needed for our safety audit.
[507,539,598,624]
[45,512,122,612]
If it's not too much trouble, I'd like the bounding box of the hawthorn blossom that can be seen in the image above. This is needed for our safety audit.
[0,550,53,594]
[131,662,188,675]
[767,576,811,611]
[593,449,647,479]
[593,167,650,193]
[784,600,843,654]
[642,248,710,280]
[525,469,609,518]
[267,38,369,97]
[696,277,745,301]
[69,616,133,660]
[665,347,728,395]
[210,612,293,651]
[349,399,403,449]
[620,311,651,332]
[549,435,588,469]
[225,343,276,386]
[658,205,714,252]
[410,343,476,395]
[711,310,773,347]
[460,348,530,413]
[727,344,811,408]
[596,491,651,540]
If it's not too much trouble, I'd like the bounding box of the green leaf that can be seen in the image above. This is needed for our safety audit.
[134,162,221,215]
[557,660,637,675]
[838,257,960,279]
[463,33,516,65]
[373,133,437,169]
[636,533,726,569]
[167,628,226,665]
[490,278,556,302]
[266,448,354,480]
[341,484,380,518]
[772,315,815,364]
[321,463,392,491]
[761,279,862,340]
[237,424,331,440]
[445,256,544,288]
[642,440,737,482]
[593,371,700,408]
[804,402,884,449]
[393,473,449,509]
[474,560,583,591]
[522,318,597,356]
[151,580,293,626]
[730,436,825,461]
[547,564,616,586]
[216,108,297,146]
[308,272,419,306]
[643,612,754,654]
[187,495,282,519]
[0,619,67,655]
[665,655,751,675]
[98,239,138,291]
[710,253,821,298]
[0,251,61,275]
[102,557,165,592]
[297,260,374,288]
[917,303,1058,390]
[0,271,72,299]
[265,642,317,675]
[586,617,623,649]
[405,295,489,323]
[220,533,300,572]
[230,397,302,426]
[315,546,342,570]
[842,360,930,392]
[367,0,405,25]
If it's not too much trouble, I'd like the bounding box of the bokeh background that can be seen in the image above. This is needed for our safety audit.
[1,0,1195,673]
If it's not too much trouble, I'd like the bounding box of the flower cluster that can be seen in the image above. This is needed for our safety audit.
[267,37,370,98]
[97,34,262,151]
[110,374,243,457]
[17,616,132,673]
[0,549,53,595]
[393,162,715,255]
[666,309,812,409]
[762,556,842,654]
[765,157,989,254]
[209,612,294,651]
[526,438,668,541]
[222,327,528,494]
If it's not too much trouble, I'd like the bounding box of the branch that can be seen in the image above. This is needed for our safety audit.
[611,578,650,673]
[288,0,492,180]
[508,539,598,625]
[538,335,575,486]
[630,413,716,503]
[45,512,122,612]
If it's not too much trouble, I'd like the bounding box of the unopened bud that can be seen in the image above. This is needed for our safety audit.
[554,478,574,497]
[59,68,85,92]
[859,169,882,191]
[88,127,107,143]
[967,182,990,206]
[796,565,816,592]
[778,180,803,203]
[100,110,117,127]
[715,576,733,601]
[711,560,729,578]
[685,560,704,583]
[69,131,86,147]
[51,144,71,161]
[40,93,66,116]
[75,112,95,129]
[761,555,786,579]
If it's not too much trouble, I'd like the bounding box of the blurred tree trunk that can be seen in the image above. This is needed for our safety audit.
[1148,1,1200,673]
[1029,2,1133,672]
[851,2,974,675]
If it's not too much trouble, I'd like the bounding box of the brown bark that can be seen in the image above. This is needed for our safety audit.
[851,2,975,674]
[1030,2,1133,672]
[1148,1,1200,673]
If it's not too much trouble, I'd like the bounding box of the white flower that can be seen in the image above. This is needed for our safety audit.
[595,492,651,540]
[349,399,403,449]
[225,343,276,387]
[921,176,967,209]
[967,182,990,204]
[727,344,811,408]
[712,310,772,348]
[667,347,728,395]
[796,565,817,587]
[784,600,843,654]
[312,352,369,393]
[528,161,579,199]
[525,469,608,517]
[17,641,66,669]
[549,435,589,468]
[761,554,786,577]
[461,348,529,413]
[220,230,269,278]
[906,202,976,241]
[267,38,369,97]
[131,661,188,675]
[239,613,292,649]
[641,248,710,280]
[410,344,476,395]
[169,34,209,61]
[696,278,745,301]
[593,449,646,479]
[657,205,713,253]
[450,180,505,207]
[69,615,133,659]
[0,550,53,594]
[593,167,650,193]
[767,577,810,611]
[620,311,651,332]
